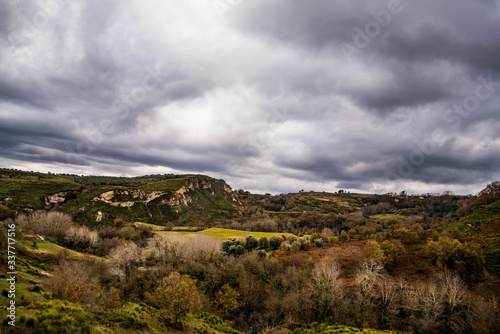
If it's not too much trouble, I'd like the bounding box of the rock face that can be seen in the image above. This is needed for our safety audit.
[44,191,71,208]
[65,176,242,225]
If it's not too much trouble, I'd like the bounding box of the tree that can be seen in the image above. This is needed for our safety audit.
[109,242,144,281]
[258,236,269,249]
[269,235,284,250]
[441,272,465,311]
[47,261,106,307]
[228,244,245,256]
[311,257,343,322]
[365,240,385,264]
[348,228,357,240]
[154,272,202,322]
[355,260,383,326]
[215,283,241,319]
[245,235,258,250]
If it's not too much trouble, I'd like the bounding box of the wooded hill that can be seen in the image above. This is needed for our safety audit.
[0,169,499,333]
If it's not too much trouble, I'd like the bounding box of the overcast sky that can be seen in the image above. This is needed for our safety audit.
[1,0,499,195]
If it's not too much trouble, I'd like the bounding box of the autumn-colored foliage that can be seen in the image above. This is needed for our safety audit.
[154,272,202,321]
[215,283,241,319]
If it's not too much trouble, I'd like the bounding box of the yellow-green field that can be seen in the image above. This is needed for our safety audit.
[159,227,291,240]
[370,213,406,220]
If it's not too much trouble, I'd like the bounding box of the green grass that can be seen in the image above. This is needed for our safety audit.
[9,301,242,334]
[20,235,105,262]
[140,177,191,193]
[0,178,77,209]
[158,228,291,240]
[370,214,406,221]
[134,222,167,231]
[449,200,500,236]
[289,323,404,334]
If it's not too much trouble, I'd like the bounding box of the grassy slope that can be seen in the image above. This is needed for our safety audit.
[159,227,291,240]
[0,170,238,226]
[449,200,500,271]
[369,214,406,221]
[0,170,78,209]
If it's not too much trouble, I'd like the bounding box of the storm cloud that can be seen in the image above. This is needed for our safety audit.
[0,0,499,195]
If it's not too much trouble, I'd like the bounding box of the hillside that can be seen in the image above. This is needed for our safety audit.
[1,170,499,333]
[0,169,241,226]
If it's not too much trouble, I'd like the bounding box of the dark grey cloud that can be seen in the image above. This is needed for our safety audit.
[0,0,499,195]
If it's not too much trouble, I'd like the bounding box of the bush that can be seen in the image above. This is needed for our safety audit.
[154,272,202,322]
[26,318,35,328]
[228,245,245,256]
[16,210,72,236]
[426,237,485,281]
[258,236,269,249]
[0,204,16,221]
[245,235,258,250]
[32,285,43,292]
[314,238,323,248]
[298,236,310,250]
[31,300,91,334]
[269,236,284,250]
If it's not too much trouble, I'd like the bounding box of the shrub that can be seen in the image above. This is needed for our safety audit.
[426,237,485,281]
[298,235,310,250]
[31,300,91,334]
[32,285,43,292]
[109,242,145,280]
[47,261,104,306]
[365,241,384,264]
[215,283,241,319]
[154,272,202,322]
[269,236,284,250]
[310,233,323,243]
[0,204,16,221]
[16,210,72,236]
[26,318,35,328]
[314,238,323,248]
[258,236,269,249]
[228,245,245,256]
[380,240,404,265]
[245,235,258,250]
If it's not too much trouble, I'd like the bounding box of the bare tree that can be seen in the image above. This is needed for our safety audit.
[147,233,221,265]
[441,271,465,311]
[355,260,383,326]
[65,225,100,249]
[47,261,104,307]
[403,281,445,333]
[16,210,72,236]
[311,256,343,322]
[109,242,145,281]
[376,277,400,328]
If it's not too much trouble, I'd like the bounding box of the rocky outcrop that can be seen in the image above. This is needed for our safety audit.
[43,191,76,208]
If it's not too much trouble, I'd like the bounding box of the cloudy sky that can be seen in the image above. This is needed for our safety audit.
[1,0,499,195]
